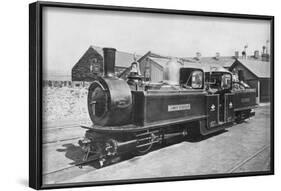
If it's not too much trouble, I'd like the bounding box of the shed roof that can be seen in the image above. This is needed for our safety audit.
[233,59,271,78]
[119,51,236,79]
[183,56,236,68]
[144,52,231,73]
[140,52,232,73]
[182,60,231,73]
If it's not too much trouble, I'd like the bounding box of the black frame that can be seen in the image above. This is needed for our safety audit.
[29,1,274,189]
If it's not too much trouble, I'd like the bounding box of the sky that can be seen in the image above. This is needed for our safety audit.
[42,7,271,77]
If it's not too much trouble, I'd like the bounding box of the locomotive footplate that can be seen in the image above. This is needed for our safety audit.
[80,114,207,133]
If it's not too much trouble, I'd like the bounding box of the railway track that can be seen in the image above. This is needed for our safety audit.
[44,156,99,176]
[43,120,91,131]
[42,123,86,145]
[227,144,270,173]
[43,155,116,184]
[43,136,82,145]
[43,143,271,184]
[43,161,97,184]
[45,124,79,131]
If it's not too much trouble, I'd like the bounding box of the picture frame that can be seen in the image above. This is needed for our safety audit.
[29,1,274,189]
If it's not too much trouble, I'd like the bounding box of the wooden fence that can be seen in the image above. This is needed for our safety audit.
[43,80,91,88]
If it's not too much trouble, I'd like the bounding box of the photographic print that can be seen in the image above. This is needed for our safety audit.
[29,1,274,189]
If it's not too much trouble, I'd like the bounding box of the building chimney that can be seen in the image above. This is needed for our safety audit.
[215,52,220,60]
[262,46,266,54]
[254,50,260,59]
[266,40,269,54]
[242,45,248,59]
[242,51,246,59]
[103,47,116,77]
[261,43,270,62]
[234,51,239,59]
[196,52,201,61]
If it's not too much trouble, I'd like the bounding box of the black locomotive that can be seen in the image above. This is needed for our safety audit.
[78,48,256,166]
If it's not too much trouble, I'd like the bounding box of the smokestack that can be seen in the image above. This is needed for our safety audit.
[103,48,116,77]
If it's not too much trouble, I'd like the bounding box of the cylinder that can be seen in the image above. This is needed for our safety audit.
[103,48,116,77]
[116,140,137,154]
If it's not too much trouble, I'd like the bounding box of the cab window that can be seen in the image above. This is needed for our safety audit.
[180,68,204,89]
[206,72,232,90]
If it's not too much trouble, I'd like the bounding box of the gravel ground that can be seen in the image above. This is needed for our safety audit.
[42,104,271,185]
[42,87,89,122]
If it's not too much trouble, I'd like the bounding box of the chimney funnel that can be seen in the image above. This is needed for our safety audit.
[103,48,116,77]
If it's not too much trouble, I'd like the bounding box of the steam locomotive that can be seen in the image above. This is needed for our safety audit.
[78,48,257,166]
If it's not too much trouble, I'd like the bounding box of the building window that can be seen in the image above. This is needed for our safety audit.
[89,58,100,73]
[90,63,93,72]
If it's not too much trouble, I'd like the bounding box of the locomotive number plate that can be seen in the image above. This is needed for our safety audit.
[168,104,191,112]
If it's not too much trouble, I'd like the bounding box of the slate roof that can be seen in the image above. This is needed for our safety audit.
[183,56,236,68]
[138,51,236,69]
[181,60,231,73]
[146,53,232,73]
[233,59,271,78]
[120,51,233,75]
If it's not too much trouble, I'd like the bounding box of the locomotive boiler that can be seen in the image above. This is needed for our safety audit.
[78,48,257,166]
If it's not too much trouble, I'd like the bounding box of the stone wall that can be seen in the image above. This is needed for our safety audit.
[71,47,103,81]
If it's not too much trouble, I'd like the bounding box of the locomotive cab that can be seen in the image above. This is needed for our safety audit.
[205,71,232,122]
